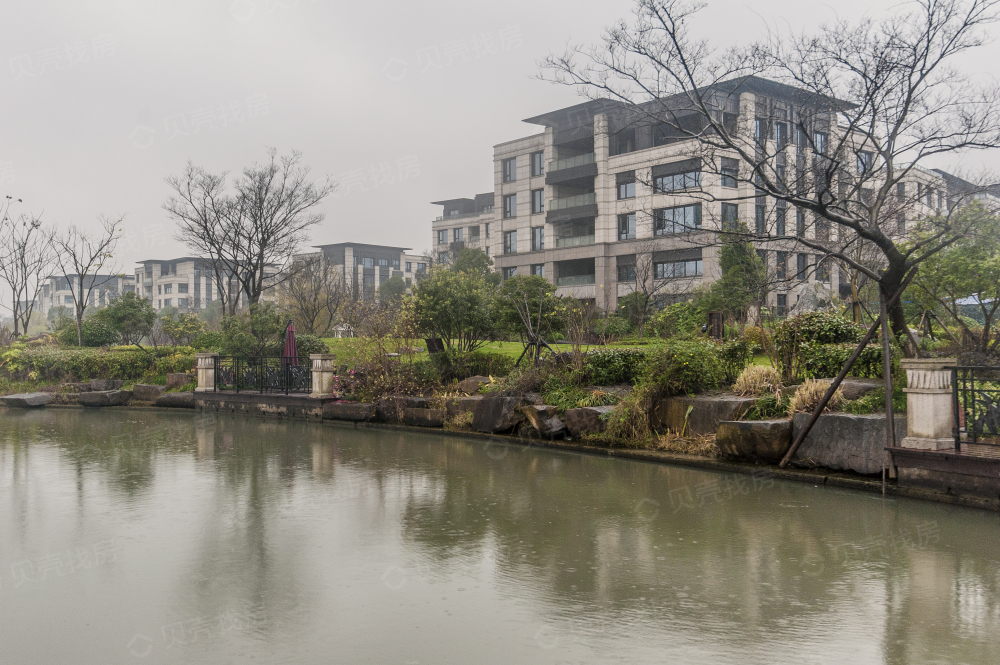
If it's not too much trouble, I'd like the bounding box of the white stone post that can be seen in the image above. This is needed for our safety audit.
[194,353,218,393]
[900,358,956,450]
[310,354,337,399]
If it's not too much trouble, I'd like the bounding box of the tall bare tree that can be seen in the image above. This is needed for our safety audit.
[51,217,123,346]
[278,253,347,335]
[164,148,335,316]
[543,0,1000,357]
[0,211,56,337]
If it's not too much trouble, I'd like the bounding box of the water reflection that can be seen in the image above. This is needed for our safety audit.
[1,409,998,664]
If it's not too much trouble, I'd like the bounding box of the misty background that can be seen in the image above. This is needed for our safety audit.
[3,0,1000,274]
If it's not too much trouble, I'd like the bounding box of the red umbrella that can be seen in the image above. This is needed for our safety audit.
[282,322,298,365]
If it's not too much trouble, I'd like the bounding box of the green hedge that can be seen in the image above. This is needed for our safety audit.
[797,341,897,379]
[584,348,648,385]
[642,339,725,397]
[3,345,196,382]
[431,349,515,381]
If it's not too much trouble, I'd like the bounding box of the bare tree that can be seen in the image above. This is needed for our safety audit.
[0,199,56,337]
[164,148,335,315]
[51,217,123,346]
[278,253,347,335]
[543,0,1000,357]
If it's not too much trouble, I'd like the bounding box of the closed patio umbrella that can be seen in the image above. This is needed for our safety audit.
[282,322,298,366]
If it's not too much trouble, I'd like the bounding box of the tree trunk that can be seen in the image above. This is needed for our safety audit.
[881,266,919,358]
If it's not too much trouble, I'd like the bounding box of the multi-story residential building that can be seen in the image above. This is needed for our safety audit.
[39,274,135,319]
[431,194,497,265]
[134,257,279,312]
[432,77,982,314]
[311,242,418,299]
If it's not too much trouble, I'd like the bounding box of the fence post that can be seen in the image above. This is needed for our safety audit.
[899,358,956,450]
[194,353,219,392]
[310,354,337,398]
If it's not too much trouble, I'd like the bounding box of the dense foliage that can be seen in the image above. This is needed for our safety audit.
[411,267,495,352]
[584,348,647,385]
[1,343,194,382]
[219,303,287,356]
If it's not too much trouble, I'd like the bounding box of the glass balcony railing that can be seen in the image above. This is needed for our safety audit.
[556,274,596,287]
[549,192,596,211]
[434,208,493,222]
[554,235,595,248]
[548,153,596,172]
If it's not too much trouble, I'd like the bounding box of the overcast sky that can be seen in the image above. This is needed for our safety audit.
[3,0,1000,275]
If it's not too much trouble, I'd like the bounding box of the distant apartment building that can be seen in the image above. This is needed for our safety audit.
[134,257,278,312]
[309,242,425,298]
[39,274,135,319]
[430,193,496,265]
[430,76,985,314]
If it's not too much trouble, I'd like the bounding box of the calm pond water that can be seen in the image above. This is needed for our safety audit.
[1,409,999,664]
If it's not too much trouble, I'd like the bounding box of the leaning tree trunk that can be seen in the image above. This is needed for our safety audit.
[880,263,920,358]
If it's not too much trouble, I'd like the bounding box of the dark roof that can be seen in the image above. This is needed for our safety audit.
[431,198,474,207]
[135,256,210,264]
[313,242,412,252]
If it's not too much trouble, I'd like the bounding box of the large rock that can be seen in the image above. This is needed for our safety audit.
[792,412,906,475]
[165,373,190,389]
[1,392,52,408]
[89,379,124,391]
[156,392,195,408]
[323,401,376,421]
[716,420,793,462]
[457,376,491,394]
[814,377,882,401]
[78,390,133,407]
[520,405,567,437]
[472,395,527,433]
[445,396,483,419]
[133,384,166,401]
[403,408,446,428]
[377,395,430,423]
[564,406,615,438]
[65,382,91,392]
[789,282,834,314]
[654,395,757,436]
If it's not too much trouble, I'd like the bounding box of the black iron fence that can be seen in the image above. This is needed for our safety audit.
[952,366,1000,457]
[214,356,312,394]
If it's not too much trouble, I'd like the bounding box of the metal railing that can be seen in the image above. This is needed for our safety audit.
[549,192,596,211]
[952,366,1000,457]
[214,356,312,394]
[548,153,596,172]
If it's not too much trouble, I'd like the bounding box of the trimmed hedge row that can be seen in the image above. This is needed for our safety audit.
[798,341,896,379]
[2,345,196,382]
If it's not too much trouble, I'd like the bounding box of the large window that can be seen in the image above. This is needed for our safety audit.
[437,230,447,244]
[178,283,189,294]
[776,251,788,280]
[437,252,449,265]
[531,189,544,214]
[755,198,767,235]
[502,157,516,182]
[503,267,517,279]
[654,169,701,193]
[796,209,806,237]
[655,204,702,236]
[796,253,808,280]
[857,151,873,174]
[503,230,517,254]
[164,284,173,294]
[813,131,828,154]
[531,226,544,251]
[774,121,788,148]
[721,158,738,188]
[453,228,463,242]
[776,202,787,236]
[530,151,544,177]
[654,259,702,279]
[618,213,636,240]
[530,264,545,277]
[616,171,635,199]
[617,258,636,282]
[484,223,490,238]
[721,203,739,231]
[613,128,635,155]
[815,256,830,282]
[503,194,517,218]
[164,298,172,307]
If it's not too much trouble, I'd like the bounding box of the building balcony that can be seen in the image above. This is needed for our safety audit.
[548,153,595,172]
[556,274,596,287]
[549,192,596,211]
[554,235,595,248]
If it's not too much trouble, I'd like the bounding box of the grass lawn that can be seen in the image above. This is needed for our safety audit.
[319,337,656,367]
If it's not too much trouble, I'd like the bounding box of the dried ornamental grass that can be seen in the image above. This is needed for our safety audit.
[732,364,783,397]
[787,379,844,416]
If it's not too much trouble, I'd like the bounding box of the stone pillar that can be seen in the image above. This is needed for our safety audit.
[900,358,956,450]
[310,354,337,399]
[194,353,218,393]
